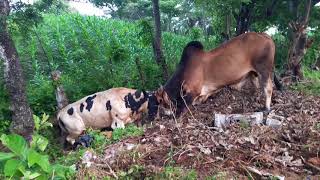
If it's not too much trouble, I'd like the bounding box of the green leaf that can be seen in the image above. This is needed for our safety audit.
[27,149,40,167]
[31,135,48,151]
[241,0,251,4]
[36,174,49,180]
[29,172,41,179]
[0,134,28,159]
[0,152,15,161]
[27,149,50,172]
[33,115,41,131]
[20,169,40,179]
[4,159,21,177]
[52,164,75,179]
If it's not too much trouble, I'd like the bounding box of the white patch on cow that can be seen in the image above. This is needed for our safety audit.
[111,119,125,129]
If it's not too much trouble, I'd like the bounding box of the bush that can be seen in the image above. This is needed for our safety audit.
[0,134,75,179]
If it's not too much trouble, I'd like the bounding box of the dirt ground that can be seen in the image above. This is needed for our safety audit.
[77,85,320,179]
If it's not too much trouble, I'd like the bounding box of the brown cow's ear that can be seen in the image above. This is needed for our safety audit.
[155,87,164,103]
[163,91,170,104]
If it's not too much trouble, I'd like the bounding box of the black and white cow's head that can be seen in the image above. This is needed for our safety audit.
[122,90,160,121]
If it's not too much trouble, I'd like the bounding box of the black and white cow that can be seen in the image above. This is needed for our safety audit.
[57,87,159,145]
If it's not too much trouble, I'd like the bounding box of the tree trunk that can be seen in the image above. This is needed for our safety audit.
[152,0,168,81]
[287,0,312,81]
[51,71,69,110]
[0,0,34,140]
[235,0,256,36]
[221,11,232,42]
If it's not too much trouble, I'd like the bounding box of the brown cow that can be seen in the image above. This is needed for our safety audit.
[155,32,281,116]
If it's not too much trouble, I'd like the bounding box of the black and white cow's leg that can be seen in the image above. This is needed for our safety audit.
[66,132,82,146]
[111,119,125,129]
[111,112,126,129]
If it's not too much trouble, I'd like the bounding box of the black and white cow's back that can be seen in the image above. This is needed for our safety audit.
[58,87,151,145]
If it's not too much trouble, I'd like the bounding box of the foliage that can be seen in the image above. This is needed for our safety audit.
[0,134,75,179]
[117,164,146,179]
[153,166,197,180]
[291,68,320,95]
[9,0,69,35]
[4,13,217,117]
[111,124,144,141]
[205,172,228,180]
[86,124,144,153]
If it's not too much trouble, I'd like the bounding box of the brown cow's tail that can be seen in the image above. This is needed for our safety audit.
[273,72,283,91]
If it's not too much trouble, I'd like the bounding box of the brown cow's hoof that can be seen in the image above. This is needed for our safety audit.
[261,108,271,114]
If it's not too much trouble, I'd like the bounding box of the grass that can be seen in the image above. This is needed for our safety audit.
[291,68,320,95]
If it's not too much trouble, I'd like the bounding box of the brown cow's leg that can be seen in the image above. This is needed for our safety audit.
[264,78,273,111]
[252,75,260,89]
[230,76,248,91]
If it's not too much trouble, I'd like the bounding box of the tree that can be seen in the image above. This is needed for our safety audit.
[287,0,313,81]
[0,0,34,140]
[152,0,169,81]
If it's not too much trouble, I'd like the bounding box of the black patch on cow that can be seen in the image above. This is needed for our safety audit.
[124,90,148,114]
[106,100,112,110]
[101,127,113,131]
[147,93,159,120]
[80,103,84,112]
[67,107,74,115]
[176,92,193,117]
[134,90,141,98]
[85,94,97,112]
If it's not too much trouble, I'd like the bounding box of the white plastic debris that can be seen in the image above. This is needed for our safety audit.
[214,112,286,129]
[266,114,285,128]
[214,112,264,129]
[81,150,97,167]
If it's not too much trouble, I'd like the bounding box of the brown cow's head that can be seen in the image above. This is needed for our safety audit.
[155,86,174,116]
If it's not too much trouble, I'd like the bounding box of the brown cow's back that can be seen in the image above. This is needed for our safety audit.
[182,33,275,93]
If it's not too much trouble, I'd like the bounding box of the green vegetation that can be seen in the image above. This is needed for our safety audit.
[86,124,143,153]
[0,113,75,179]
[5,13,216,118]
[1,0,320,178]
[154,166,198,180]
[0,134,75,179]
[291,69,320,95]
[116,165,197,180]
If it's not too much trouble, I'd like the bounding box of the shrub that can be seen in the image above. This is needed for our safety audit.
[0,134,75,179]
